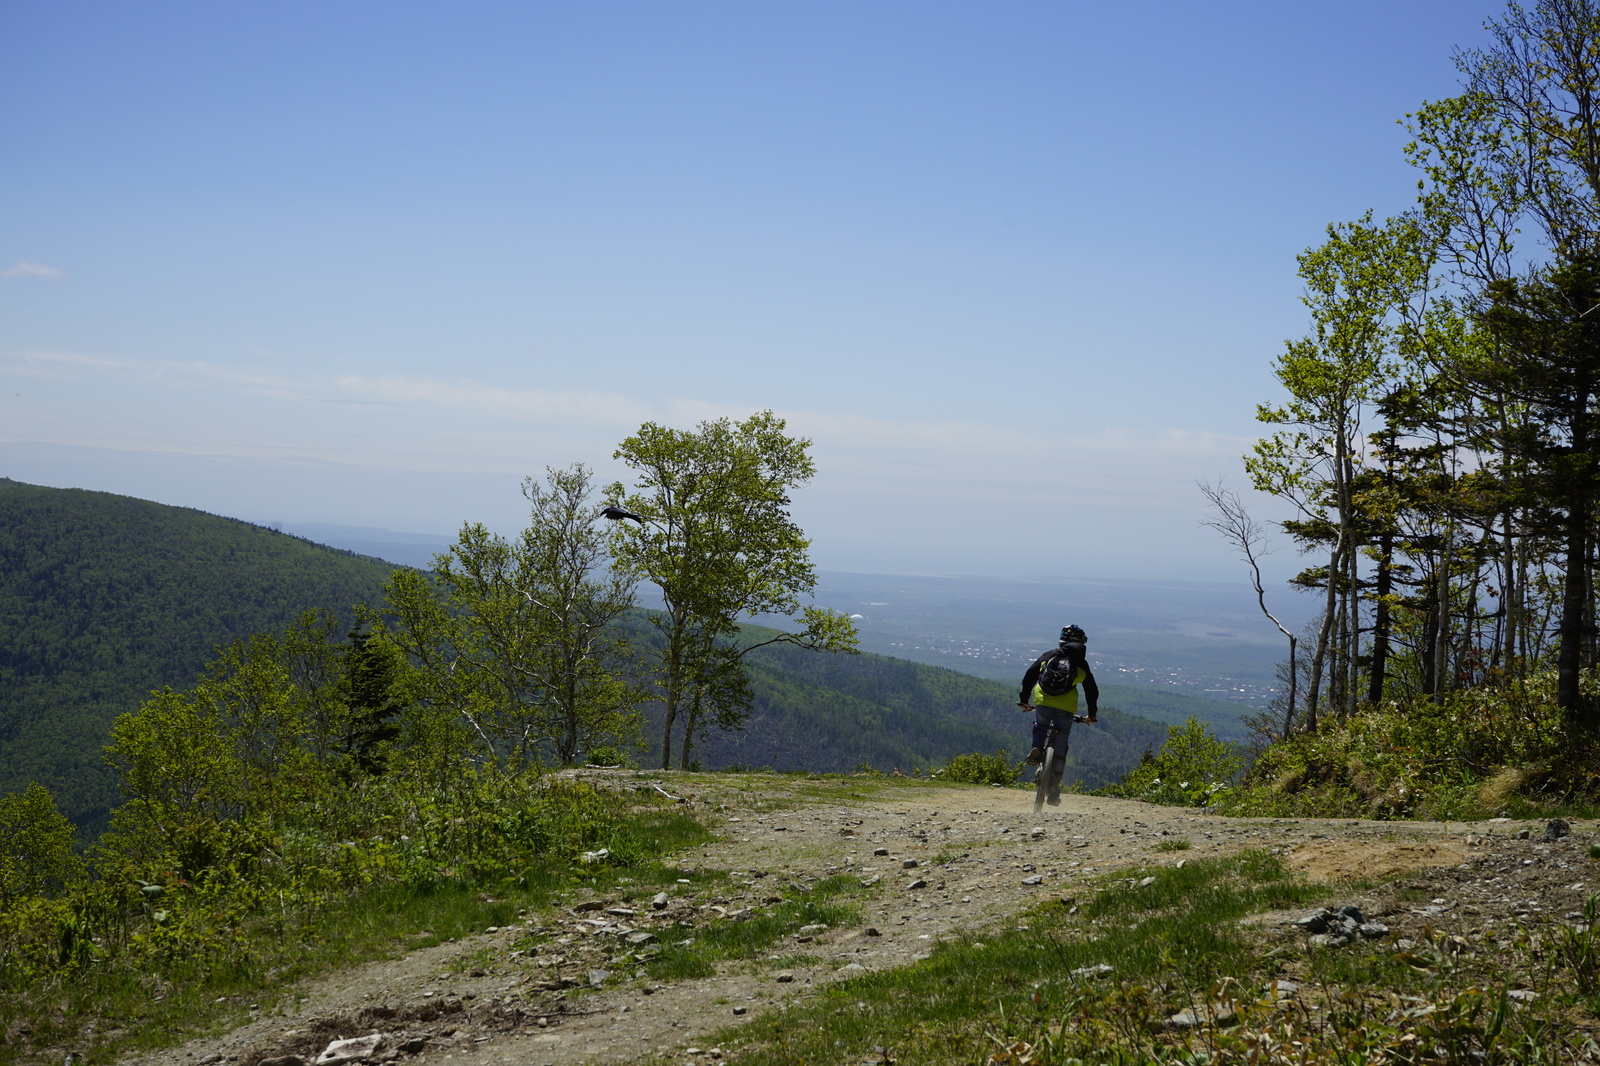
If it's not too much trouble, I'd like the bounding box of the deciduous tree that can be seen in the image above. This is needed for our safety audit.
[607,411,858,769]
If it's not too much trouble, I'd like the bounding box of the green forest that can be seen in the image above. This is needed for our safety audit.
[0,478,399,837]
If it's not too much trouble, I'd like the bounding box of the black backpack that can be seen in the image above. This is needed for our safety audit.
[1037,651,1080,697]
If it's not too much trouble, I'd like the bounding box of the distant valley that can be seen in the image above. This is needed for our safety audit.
[284,521,1315,731]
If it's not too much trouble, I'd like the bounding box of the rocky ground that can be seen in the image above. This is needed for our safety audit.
[118,772,1599,1066]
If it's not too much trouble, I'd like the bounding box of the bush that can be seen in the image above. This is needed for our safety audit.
[584,746,626,767]
[933,751,1018,786]
[1102,716,1242,807]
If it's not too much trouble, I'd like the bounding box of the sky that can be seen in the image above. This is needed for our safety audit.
[0,1,1499,583]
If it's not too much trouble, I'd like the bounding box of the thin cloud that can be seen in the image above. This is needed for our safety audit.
[336,374,655,428]
[1,261,66,280]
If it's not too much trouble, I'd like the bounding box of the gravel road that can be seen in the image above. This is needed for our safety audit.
[121,772,1591,1066]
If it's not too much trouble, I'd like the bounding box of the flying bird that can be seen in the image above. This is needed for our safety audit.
[602,506,645,524]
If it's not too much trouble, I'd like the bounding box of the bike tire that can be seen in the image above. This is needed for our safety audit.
[1033,744,1057,814]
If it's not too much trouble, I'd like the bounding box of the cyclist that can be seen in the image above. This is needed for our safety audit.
[1018,624,1099,766]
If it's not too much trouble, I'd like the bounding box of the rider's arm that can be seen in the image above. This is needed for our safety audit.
[1018,654,1045,707]
[1081,664,1100,721]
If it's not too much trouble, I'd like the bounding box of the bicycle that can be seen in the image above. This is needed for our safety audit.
[1020,707,1088,813]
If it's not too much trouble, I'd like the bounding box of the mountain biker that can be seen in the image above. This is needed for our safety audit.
[1018,624,1099,765]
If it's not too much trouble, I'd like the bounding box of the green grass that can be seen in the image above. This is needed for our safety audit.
[644,874,866,983]
[700,851,1600,1065]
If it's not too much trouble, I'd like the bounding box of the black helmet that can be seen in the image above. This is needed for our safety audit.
[1060,624,1086,646]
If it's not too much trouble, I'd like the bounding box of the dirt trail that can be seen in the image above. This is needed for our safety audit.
[123,773,1564,1066]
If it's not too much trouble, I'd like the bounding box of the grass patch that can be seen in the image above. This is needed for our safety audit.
[645,874,865,983]
[704,851,1600,1065]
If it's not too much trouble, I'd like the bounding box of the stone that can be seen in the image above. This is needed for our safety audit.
[1021,875,1043,886]
[652,892,670,910]
[1545,818,1571,842]
[776,971,795,982]
[874,847,889,856]
[260,1057,308,1066]
[587,969,611,988]
[626,931,658,946]
[573,900,606,913]
[733,1005,748,1014]
[315,1034,383,1065]
[1070,963,1113,979]
[798,924,826,936]
[902,859,920,869]
[908,878,929,890]
[1030,827,1046,839]
[399,1037,428,1054]
[1264,979,1298,1002]
[864,927,882,936]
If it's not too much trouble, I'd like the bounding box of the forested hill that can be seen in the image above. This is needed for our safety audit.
[0,479,1178,838]
[0,479,399,835]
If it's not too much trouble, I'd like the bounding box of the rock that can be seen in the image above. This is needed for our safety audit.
[1264,979,1298,1001]
[864,927,881,937]
[902,859,920,869]
[626,931,658,946]
[260,1057,307,1066]
[798,924,826,936]
[1308,933,1352,949]
[859,875,881,887]
[908,878,929,890]
[733,1005,748,1014]
[1517,828,1532,840]
[1070,963,1113,979]
[399,1036,428,1054]
[1509,989,1539,1004]
[315,1034,383,1065]
[1030,827,1046,839]
[874,847,889,856]
[776,971,795,982]
[1546,818,1571,841]
[1358,922,1391,939]
[1165,1003,1237,1030]
[1021,875,1043,886]
[573,900,606,913]
[606,906,637,917]
[587,969,611,988]
[1138,877,1156,888]
[652,892,670,910]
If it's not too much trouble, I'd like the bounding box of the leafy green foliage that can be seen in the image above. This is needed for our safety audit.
[374,465,642,772]
[0,479,397,836]
[1101,716,1244,807]
[931,751,1017,786]
[0,784,80,904]
[1225,667,1600,819]
[607,411,858,769]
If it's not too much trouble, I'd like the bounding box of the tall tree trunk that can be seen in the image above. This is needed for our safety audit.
[1305,535,1342,731]
[1368,530,1394,704]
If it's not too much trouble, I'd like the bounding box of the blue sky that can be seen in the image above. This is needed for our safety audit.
[1,1,1495,581]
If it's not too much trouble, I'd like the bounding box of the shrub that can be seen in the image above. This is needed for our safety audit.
[1101,716,1242,807]
[584,746,626,767]
[933,751,1018,786]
